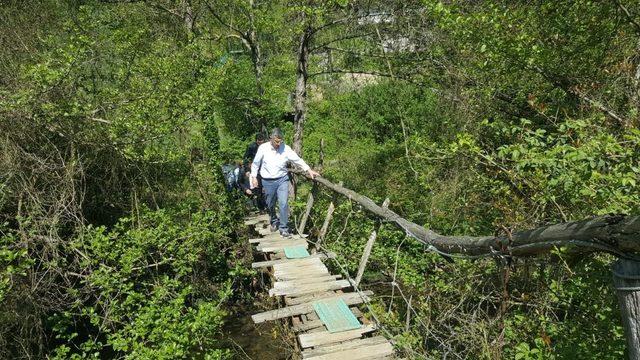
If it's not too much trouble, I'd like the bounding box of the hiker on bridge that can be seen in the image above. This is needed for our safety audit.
[243,132,267,211]
[243,132,266,168]
[250,128,319,238]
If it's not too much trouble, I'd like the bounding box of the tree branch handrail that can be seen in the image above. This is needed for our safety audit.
[292,170,640,258]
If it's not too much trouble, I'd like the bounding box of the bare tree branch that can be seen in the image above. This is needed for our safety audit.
[614,0,640,35]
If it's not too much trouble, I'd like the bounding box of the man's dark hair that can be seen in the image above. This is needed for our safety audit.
[256,133,266,142]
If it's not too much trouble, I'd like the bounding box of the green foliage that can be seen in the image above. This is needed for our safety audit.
[2,0,640,358]
[0,228,33,303]
[47,208,233,359]
[0,1,242,358]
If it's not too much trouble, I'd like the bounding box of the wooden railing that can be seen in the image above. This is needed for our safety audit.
[292,170,640,359]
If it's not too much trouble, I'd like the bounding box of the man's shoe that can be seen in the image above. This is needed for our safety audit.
[280,230,292,238]
[270,223,278,232]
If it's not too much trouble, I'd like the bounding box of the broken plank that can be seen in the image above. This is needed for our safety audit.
[286,289,368,306]
[274,268,330,280]
[273,258,323,271]
[286,291,335,305]
[244,215,269,225]
[298,324,377,348]
[249,234,304,243]
[252,253,327,268]
[273,275,341,288]
[256,228,273,236]
[269,279,351,297]
[258,242,309,252]
[275,271,332,281]
[251,291,373,323]
[350,307,364,318]
[302,336,389,358]
[292,319,325,333]
[305,341,394,360]
[273,263,327,274]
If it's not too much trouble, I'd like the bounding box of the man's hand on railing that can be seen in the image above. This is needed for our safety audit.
[307,169,320,179]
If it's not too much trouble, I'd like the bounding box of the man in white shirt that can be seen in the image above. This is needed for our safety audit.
[251,128,320,237]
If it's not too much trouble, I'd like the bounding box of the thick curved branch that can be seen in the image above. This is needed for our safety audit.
[294,170,640,258]
[203,0,247,39]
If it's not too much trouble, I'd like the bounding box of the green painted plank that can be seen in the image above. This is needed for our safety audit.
[284,245,310,259]
[313,298,361,333]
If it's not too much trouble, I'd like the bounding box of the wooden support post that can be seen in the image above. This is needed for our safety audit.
[613,258,640,360]
[317,201,335,248]
[319,138,325,170]
[405,295,412,332]
[354,198,389,287]
[298,184,316,235]
[315,181,342,250]
[354,230,377,287]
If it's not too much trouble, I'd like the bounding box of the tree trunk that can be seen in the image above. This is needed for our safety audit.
[613,259,640,360]
[182,0,194,37]
[632,39,640,127]
[293,26,312,156]
[248,0,264,99]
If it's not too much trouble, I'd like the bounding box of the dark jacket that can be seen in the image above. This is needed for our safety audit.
[243,141,259,167]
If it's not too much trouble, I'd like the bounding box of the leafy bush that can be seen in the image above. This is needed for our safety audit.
[48,208,234,359]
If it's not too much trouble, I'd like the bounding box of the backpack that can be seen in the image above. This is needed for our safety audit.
[221,164,238,190]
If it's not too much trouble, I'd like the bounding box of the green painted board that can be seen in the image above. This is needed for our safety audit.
[284,246,310,259]
[313,298,361,333]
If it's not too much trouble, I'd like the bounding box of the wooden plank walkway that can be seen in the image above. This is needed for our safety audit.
[245,214,397,359]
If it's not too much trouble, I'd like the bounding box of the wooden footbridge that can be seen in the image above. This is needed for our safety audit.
[245,213,398,359]
[243,172,640,359]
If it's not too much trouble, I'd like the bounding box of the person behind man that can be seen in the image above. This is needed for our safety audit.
[243,132,266,167]
[221,161,242,192]
[244,132,267,210]
[250,128,319,237]
[238,164,263,210]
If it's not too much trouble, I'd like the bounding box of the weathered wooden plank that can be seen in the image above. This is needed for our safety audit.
[273,259,327,274]
[274,263,324,274]
[269,279,351,297]
[292,319,325,333]
[256,228,272,236]
[257,239,308,247]
[304,341,394,360]
[244,214,269,225]
[275,268,329,279]
[286,291,337,306]
[273,275,341,288]
[252,253,328,268]
[275,270,332,281]
[250,235,304,244]
[251,291,373,323]
[273,263,327,275]
[298,324,377,348]
[273,257,323,268]
[302,336,389,358]
[350,307,363,318]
